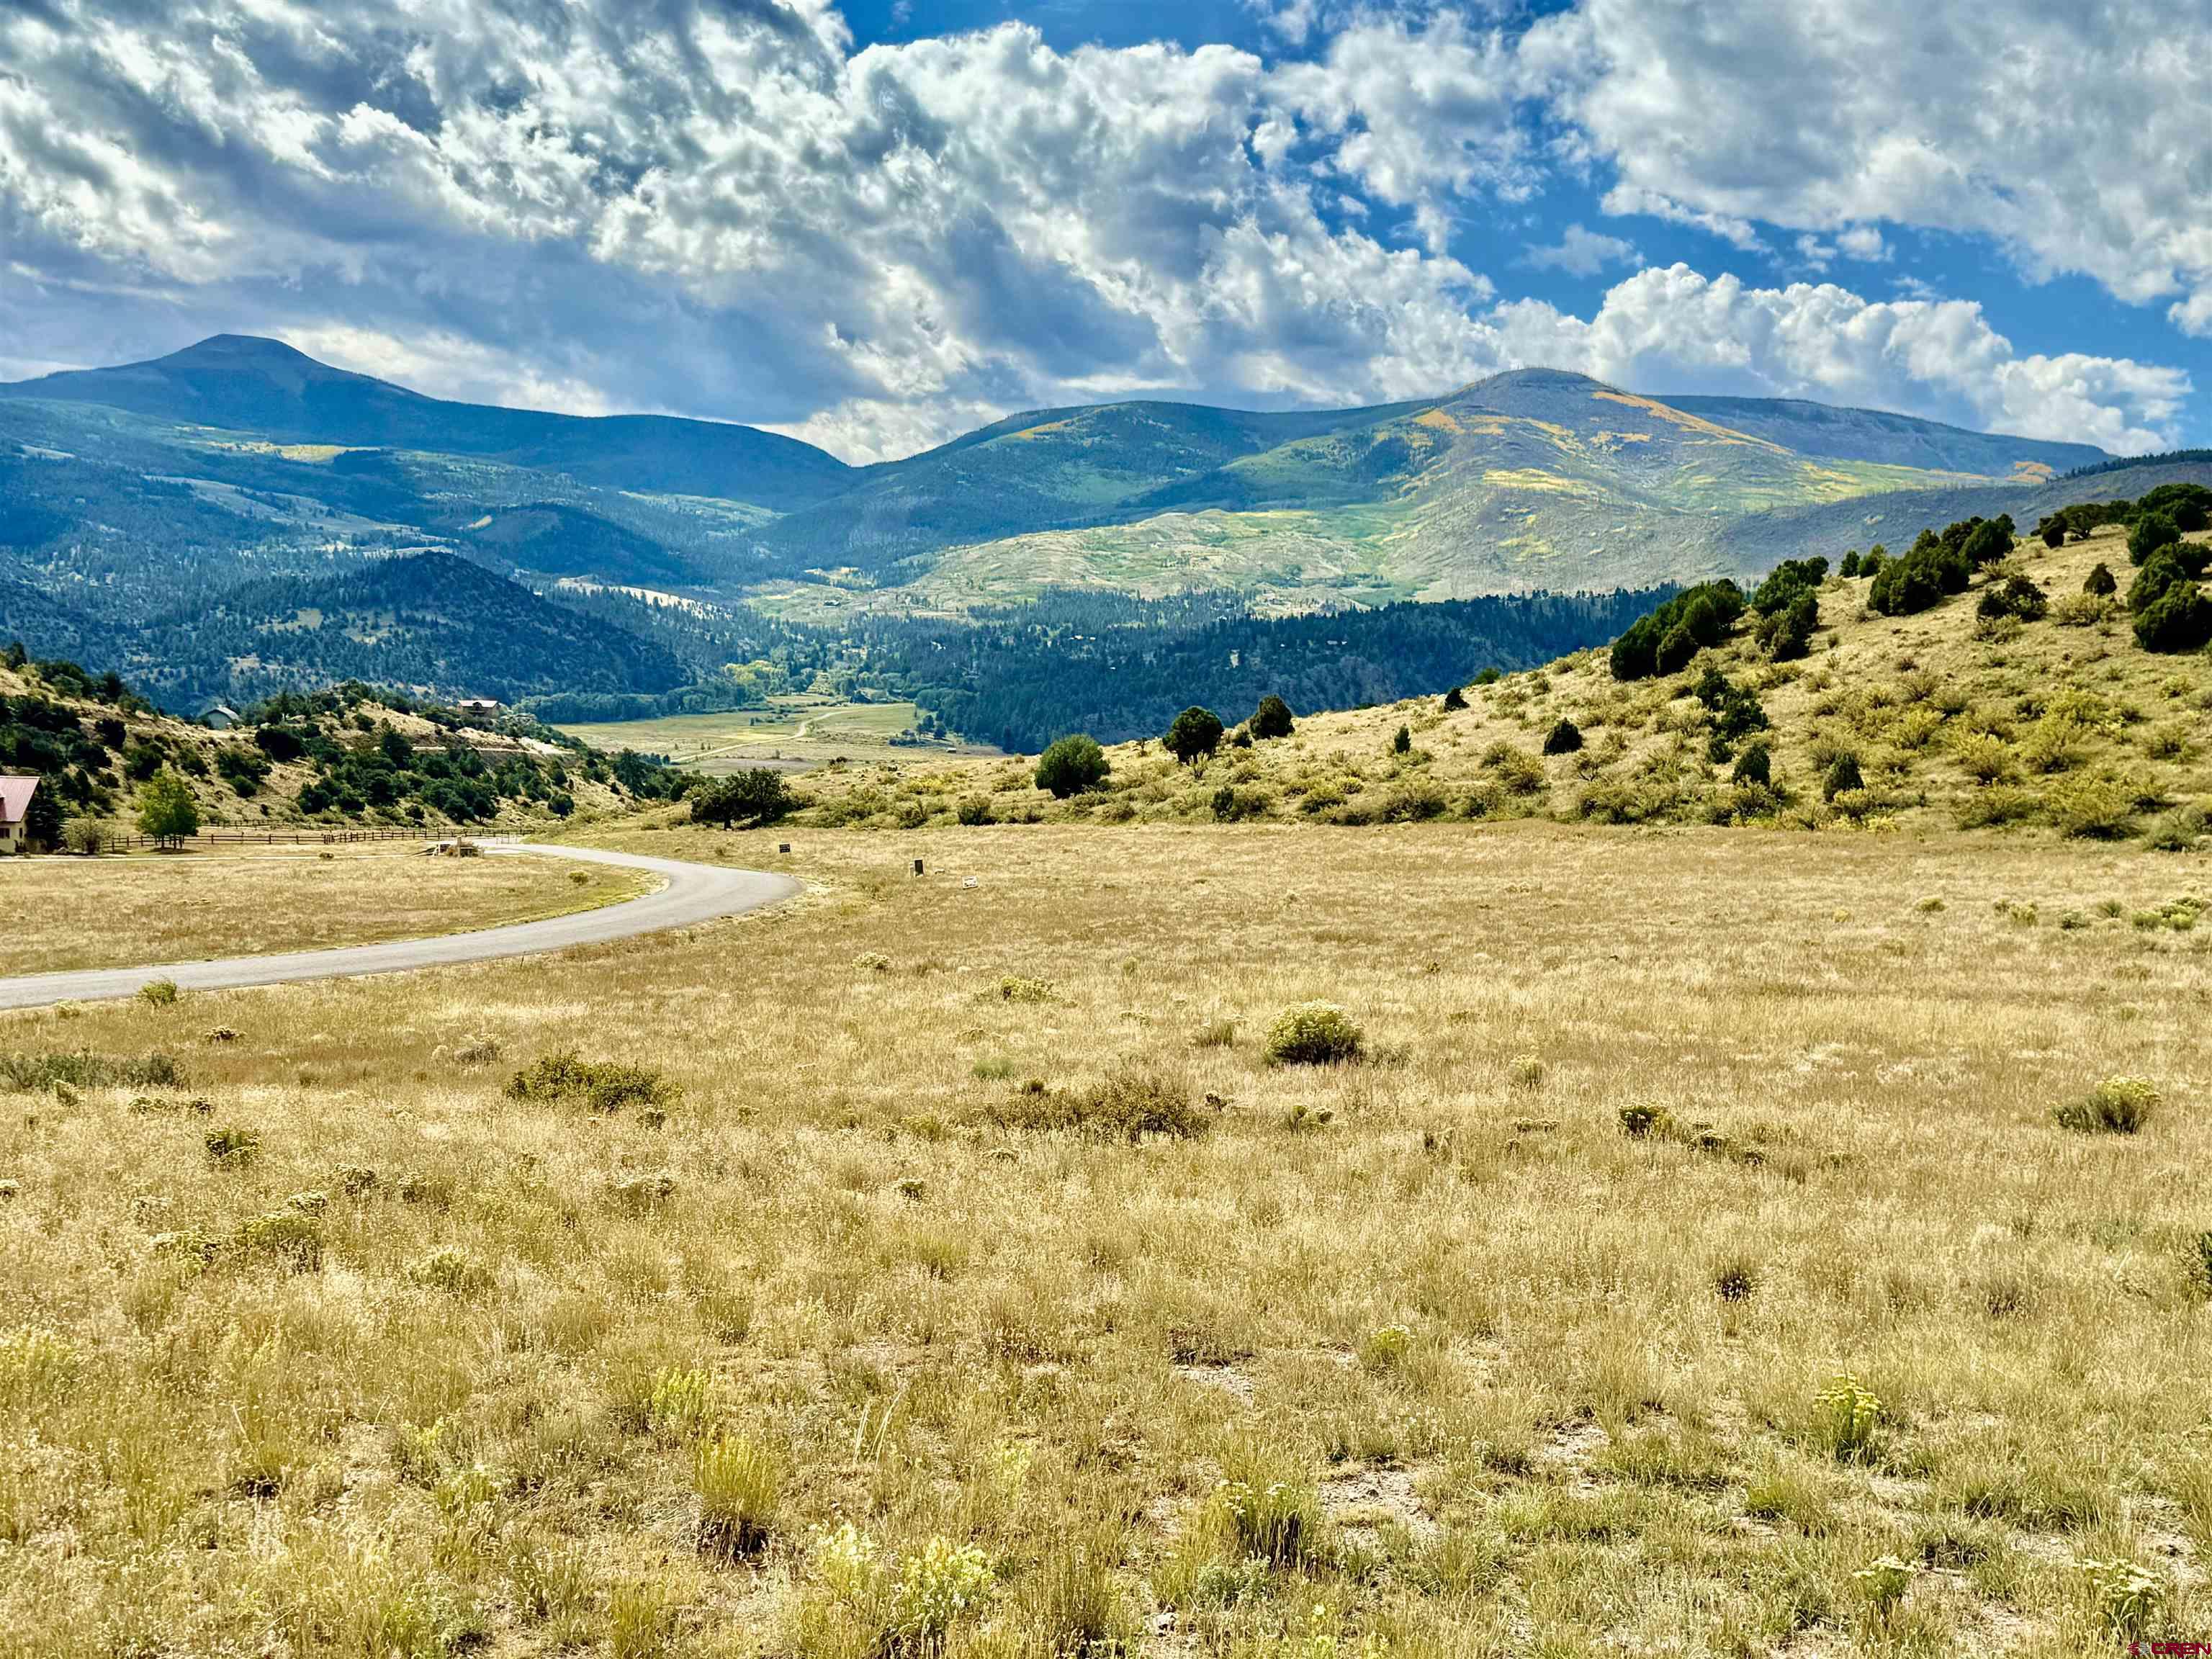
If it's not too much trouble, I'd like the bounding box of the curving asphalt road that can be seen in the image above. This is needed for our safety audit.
[0,842,799,1012]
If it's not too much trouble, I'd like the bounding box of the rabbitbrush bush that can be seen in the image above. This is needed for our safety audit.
[1813,1373,1883,1462]
[694,1435,779,1559]
[1262,1002,1364,1066]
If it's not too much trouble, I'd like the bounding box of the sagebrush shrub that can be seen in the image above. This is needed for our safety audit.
[990,1062,1208,1142]
[505,1053,675,1114]
[205,1125,261,1166]
[235,1210,323,1273]
[1853,1555,1912,1619]
[891,1536,994,1642]
[1952,732,2017,785]
[2080,1558,2164,1641]
[0,1051,182,1092]
[1262,1002,1364,1066]
[1359,1324,1411,1370]
[408,1246,490,1293]
[2052,1076,2157,1134]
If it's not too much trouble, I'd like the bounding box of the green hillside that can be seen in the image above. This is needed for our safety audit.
[0,335,853,508]
[754,396,1429,570]
[1655,394,2105,477]
[852,371,2032,612]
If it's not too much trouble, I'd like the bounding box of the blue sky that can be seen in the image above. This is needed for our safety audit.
[1,0,2206,460]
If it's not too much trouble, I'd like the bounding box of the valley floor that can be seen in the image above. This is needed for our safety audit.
[1,819,2206,1654]
[555,698,997,775]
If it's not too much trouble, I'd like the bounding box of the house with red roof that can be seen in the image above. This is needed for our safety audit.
[0,775,42,854]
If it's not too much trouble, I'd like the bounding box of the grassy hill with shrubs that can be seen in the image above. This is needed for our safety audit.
[0,646,691,845]
[786,486,2212,845]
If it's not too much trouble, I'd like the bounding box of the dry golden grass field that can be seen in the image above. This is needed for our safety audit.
[2,816,2208,1655]
[0,845,650,976]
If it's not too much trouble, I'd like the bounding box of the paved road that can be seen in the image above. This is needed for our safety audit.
[0,842,799,1011]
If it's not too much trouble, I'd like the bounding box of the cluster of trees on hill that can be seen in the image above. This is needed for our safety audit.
[521,666,796,726]
[1609,580,1748,680]
[247,683,691,822]
[1748,557,1827,660]
[1027,690,1298,804]
[1866,515,2015,616]
[1604,487,2212,691]
[2123,509,2212,652]
[2023,482,2212,653]
[1608,560,1833,683]
[2037,482,2211,546]
[1,642,151,826]
[116,553,693,710]
[2060,451,2212,482]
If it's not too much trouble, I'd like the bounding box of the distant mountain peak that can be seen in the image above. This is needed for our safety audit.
[153,333,379,387]
[168,333,318,361]
[1472,367,1609,390]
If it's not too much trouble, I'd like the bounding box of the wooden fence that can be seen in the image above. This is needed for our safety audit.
[93,828,523,853]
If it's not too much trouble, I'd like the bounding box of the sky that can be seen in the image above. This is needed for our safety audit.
[1,0,2208,462]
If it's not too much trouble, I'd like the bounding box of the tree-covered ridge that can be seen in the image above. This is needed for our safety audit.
[0,644,690,840]
[98,552,692,710]
[842,587,1671,752]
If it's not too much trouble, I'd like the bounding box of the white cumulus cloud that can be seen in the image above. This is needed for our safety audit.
[0,0,2194,459]
[1527,0,2212,334]
[1496,265,2188,455]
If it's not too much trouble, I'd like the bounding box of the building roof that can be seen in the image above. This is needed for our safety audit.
[0,775,38,826]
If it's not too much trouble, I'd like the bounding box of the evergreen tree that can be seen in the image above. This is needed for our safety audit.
[1164,706,1225,764]
[1250,694,1295,740]
[1034,734,1110,798]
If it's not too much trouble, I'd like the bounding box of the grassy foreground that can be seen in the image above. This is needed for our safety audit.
[0,845,650,976]
[1,819,2206,1655]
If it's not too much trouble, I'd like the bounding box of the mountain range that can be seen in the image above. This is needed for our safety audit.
[0,333,2196,721]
